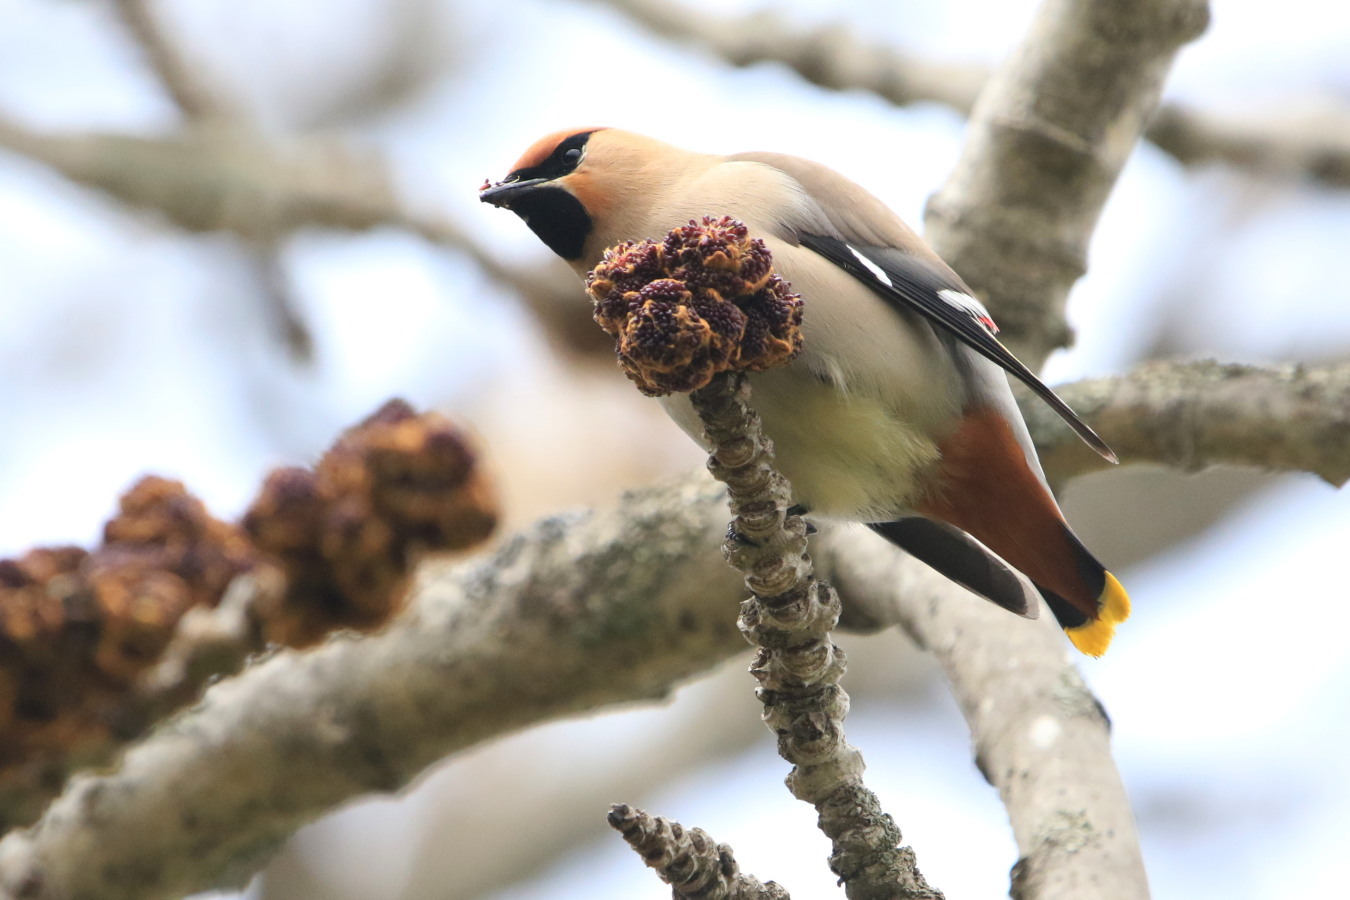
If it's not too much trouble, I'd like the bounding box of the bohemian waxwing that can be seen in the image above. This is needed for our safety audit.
[480,127,1130,656]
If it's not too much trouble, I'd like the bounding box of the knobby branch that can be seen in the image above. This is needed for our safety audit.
[587,216,941,900]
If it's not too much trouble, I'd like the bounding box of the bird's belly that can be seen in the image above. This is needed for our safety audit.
[659,362,955,522]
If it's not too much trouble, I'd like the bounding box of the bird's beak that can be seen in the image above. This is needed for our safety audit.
[479,177,552,209]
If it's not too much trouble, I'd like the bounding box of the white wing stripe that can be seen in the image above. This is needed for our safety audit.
[847,244,893,287]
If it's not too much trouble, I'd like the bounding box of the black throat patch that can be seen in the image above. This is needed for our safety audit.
[511,187,592,261]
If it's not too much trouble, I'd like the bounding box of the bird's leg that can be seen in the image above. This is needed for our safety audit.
[786,504,818,535]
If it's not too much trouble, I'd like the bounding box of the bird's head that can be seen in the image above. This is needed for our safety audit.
[480,127,603,262]
[480,127,695,269]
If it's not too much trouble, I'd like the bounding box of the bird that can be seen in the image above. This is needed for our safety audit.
[480,127,1130,656]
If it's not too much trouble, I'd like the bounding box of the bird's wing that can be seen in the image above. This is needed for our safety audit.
[797,233,1116,462]
[730,151,1116,463]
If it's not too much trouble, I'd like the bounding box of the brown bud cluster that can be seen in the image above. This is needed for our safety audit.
[90,477,255,682]
[586,216,803,395]
[0,400,497,795]
[244,399,497,647]
[0,478,253,771]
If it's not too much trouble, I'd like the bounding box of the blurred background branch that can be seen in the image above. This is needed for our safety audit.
[0,114,598,357]
[111,0,240,124]
[589,0,989,114]
[1148,100,1350,189]
[592,0,1350,193]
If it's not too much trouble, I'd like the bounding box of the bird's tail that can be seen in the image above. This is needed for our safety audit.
[872,516,1130,656]
[915,406,1131,655]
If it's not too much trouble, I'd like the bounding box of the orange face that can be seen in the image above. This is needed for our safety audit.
[481,128,612,261]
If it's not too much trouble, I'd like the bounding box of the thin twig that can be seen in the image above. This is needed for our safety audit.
[247,243,316,363]
[608,804,791,900]
[111,0,238,123]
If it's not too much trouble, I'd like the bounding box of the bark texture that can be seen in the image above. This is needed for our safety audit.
[1031,360,1350,486]
[608,804,791,900]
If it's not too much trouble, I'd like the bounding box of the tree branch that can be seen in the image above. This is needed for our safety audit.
[595,0,1350,193]
[693,373,938,898]
[0,116,596,355]
[1030,360,1350,486]
[924,0,1211,367]
[0,348,1338,895]
[1148,100,1350,189]
[590,0,987,115]
[814,530,1148,900]
[0,471,1069,900]
[0,458,1138,900]
[913,2,1205,897]
[111,0,238,123]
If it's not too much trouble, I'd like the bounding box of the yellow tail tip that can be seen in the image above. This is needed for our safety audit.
[1066,572,1131,657]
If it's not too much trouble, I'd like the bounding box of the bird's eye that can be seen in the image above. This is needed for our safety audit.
[562,147,582,166]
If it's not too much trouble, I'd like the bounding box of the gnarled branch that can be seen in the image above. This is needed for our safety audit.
[918,1,1207,897]
[608,804,791,899]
